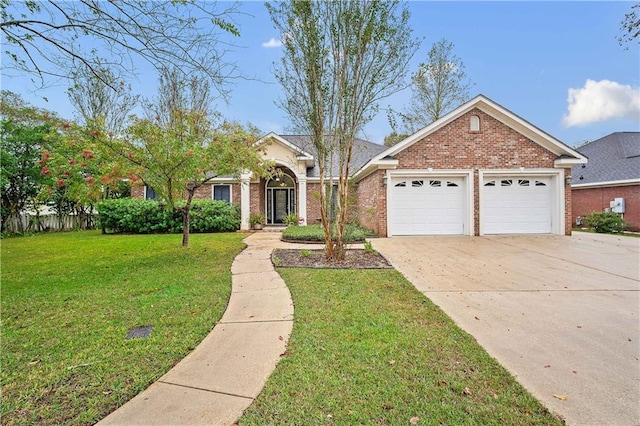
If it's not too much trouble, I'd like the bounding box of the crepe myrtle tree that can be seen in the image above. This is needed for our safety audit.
[268,0,419,260]
[106,112,272,247]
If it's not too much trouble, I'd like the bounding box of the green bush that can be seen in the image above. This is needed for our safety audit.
[282,224,375,242]
[97,198,240,234]
[585,211,627,234]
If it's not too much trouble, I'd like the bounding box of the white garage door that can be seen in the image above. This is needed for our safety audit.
[389,177,465,235]
[482,177,552,234]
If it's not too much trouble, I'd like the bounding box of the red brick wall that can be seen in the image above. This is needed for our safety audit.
[572,184,640,232]
[131,185,144,199]
[356,170,387,236]
[306,183,323,224]
[359,108,571,235]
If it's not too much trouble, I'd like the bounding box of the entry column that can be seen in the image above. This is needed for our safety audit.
[298,177,307,226]
[240,172,251,231]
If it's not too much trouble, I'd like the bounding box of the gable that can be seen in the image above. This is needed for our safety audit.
[394,108,557,170]
[356,95,586,180]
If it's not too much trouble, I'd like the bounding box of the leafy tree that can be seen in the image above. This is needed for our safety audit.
[0,91,57,233]
[267,0,419,260]
[37,122,105,231]
[619,3,640,48]
[1,0,241,95]
[388,38,472,136]
[109,112,271,246]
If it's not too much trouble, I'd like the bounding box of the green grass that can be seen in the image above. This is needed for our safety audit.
[282,224,375,243]
[1,231,247,426]
[573,227,640,237]
[241,269,562,425]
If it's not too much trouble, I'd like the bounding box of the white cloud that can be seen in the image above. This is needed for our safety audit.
[563,79,640,127]
[261,37,282,48]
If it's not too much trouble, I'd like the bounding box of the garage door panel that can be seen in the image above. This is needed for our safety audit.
[482,176,552,234]
[390,176,465,236]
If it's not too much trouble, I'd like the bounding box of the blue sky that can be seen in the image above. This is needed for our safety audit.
[2,1,639,148]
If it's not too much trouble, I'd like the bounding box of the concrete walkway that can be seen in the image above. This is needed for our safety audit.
[99,232,293,426]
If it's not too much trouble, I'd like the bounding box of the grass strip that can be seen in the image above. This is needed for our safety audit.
[1,231,246,426]
[241,268,562,425]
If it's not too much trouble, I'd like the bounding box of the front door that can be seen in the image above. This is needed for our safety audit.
[274,189,289,224]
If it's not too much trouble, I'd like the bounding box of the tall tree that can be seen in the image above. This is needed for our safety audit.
[619,3,640,48]
[268,0,418,260]
[388,38,472,139]
[68,62,139,135]
[1,0,241,96]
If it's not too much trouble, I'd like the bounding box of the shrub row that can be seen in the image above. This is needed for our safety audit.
[97,198,240,234]
[282,224,375,242]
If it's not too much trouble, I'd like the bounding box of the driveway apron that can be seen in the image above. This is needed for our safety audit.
[373,233,639,426]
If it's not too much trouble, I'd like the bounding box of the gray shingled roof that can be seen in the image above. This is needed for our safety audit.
[572,132,640,185]
[279,135,387,177]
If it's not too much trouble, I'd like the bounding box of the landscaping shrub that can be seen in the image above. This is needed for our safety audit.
[585,211,627,233]
[282,224,375,242]
[97,198,240,234]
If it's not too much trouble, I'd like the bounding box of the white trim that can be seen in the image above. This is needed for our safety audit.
[240,173,251,231]
[572,178,640,189]
[386,169,474,236]
[479,169,564,235]
[211,183,233,203]
[298,178,307,226]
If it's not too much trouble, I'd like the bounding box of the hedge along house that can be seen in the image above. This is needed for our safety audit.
[132,95,587,236]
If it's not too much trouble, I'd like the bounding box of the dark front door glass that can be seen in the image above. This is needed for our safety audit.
[274,189,288,224]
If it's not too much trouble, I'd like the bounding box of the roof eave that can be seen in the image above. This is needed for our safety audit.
[353,158,399,182]
[572,178,640,189]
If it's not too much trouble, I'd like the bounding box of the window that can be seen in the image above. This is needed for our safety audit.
[446,181,459,187]
[411,180,424,187]
[470,115,480,132]
[484,180,496,187]
[145,186,158,200]
[213,184,231,202]
[501,179,513,186]
[535,180,547,187]
[518,179,530,186]
[394,181,406,187]
[429,180,442,187]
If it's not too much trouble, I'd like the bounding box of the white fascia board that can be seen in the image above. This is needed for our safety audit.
[388,168,472,177]
[481,168,562,176]
[572,178,640,189]
[555,157,587,167]
[353,158,399,182]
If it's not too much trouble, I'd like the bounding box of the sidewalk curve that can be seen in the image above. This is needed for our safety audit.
[99,232,293,426]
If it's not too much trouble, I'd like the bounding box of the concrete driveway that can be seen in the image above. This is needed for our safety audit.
[372,232,639,426]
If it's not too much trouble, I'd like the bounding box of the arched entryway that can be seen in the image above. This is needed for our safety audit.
[266,173,296,225]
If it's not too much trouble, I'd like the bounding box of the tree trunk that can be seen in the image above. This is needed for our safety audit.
[181,189,195,247]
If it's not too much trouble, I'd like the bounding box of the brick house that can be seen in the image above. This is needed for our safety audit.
[133,95,587,236]
[571,132,640,232]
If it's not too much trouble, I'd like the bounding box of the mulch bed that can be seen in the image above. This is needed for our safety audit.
[273,248,393,269]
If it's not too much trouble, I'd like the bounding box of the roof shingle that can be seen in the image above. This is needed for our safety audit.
[572,132,640,185]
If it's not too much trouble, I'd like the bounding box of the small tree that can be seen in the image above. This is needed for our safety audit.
[268,0,418,260]
[109,113,270,247]
[389,38,472,135]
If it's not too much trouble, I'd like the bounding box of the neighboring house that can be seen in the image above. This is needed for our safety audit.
[132,95,587,236]
[571,132,640,231]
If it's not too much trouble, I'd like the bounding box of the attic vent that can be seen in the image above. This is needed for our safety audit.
[470,115,480,132]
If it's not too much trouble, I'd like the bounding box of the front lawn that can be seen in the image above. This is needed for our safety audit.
[1,231,246,426]
[241,268,562,425]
